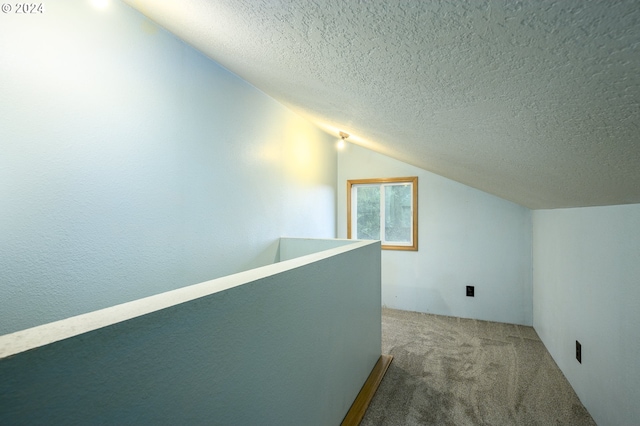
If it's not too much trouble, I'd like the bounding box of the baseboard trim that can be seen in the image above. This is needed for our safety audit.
[341,354,393,426]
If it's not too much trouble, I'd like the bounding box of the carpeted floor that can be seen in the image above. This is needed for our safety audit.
[361,308,595,425]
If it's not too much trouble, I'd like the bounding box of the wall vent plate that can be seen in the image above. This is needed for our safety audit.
[466,286,474,297]
[576,340,582,363]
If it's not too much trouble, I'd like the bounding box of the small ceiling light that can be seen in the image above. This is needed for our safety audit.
[337,131,349,150]
[91,0,109,9]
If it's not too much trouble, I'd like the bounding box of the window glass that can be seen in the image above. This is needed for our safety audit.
[355,186,380,240]
[384,184,412,243]
[347,177,417,251]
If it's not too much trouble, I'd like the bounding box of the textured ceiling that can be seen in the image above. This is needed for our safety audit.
[122,0,640,209]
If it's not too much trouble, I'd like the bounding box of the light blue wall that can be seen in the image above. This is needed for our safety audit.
[0,240,382,425]
[533,204,640,426]
[0,0,336,334]
[338,144,533,325]
[279,237,357,261]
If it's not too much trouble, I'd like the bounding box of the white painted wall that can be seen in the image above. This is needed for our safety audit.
[0,239,382,425]
[279,237,358,261]
[0,0,336,334]
[338,144,532,325]
[533,205,640,426]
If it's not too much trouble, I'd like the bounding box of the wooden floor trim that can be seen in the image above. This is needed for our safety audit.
[341,354,393,426]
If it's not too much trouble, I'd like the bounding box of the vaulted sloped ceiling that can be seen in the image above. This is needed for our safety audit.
[122,0,640,209]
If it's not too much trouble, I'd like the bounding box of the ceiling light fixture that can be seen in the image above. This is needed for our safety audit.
[91,0,109,9]
[337,131,349,150]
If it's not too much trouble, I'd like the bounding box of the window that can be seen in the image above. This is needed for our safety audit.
[347,177,418,251]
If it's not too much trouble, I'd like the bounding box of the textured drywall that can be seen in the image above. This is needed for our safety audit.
[338,144,533,325]
[0,240,382,425]
[533,205,640,426]
[0,0,336,334]
[122,0,640,209]
[279,237,357,261]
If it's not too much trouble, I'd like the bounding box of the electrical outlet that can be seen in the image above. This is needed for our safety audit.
[466,286,474,297]
[576,341,582,364]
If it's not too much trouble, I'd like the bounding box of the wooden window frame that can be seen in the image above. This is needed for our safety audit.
[347,177,418,251]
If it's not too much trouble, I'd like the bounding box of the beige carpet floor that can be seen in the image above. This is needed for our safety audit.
[361,308,595,425]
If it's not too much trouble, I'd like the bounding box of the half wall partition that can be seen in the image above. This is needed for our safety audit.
[0,238,381,425]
